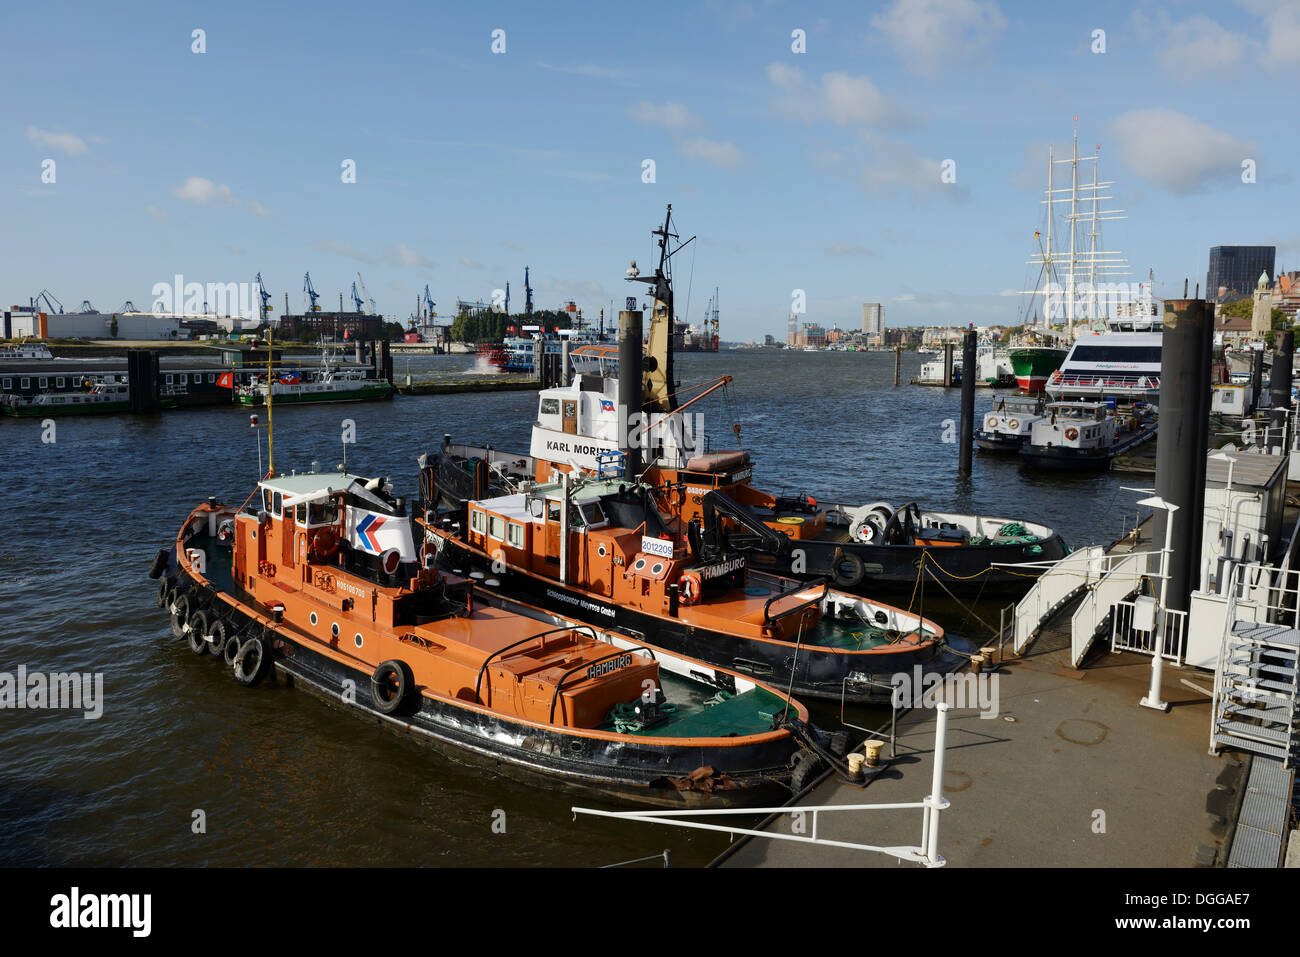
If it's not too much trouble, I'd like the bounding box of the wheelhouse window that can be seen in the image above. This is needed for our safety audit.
[271,492,283,516]
[578,501,607,528]
[488,515,505,540]
[470,510,486,534]
[295,503,307,524]
[539,397,560,415]
[307,501,338,527]
[507,521,524,547]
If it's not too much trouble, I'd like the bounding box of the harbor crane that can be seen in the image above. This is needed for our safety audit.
[32,289,64,313]
[350,281,365,313]
[303,272,321,312]
[353,270,374,315]
[255,273,273,323]
[422,284,436,321]
[79,299,99,314]
[121,300,137,312]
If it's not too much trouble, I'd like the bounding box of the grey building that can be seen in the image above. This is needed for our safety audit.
[862,302,883,336]
[1208,246,1275,298]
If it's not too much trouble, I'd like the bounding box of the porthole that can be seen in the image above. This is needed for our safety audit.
[651,562,664,575]
[310,612,318,626]
[354,633,364,649]
[331,623,340,638]
[633,558,646,571]
[597,543,607,557]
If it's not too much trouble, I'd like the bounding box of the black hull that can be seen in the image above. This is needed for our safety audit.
[161,565,801,808]
[974,430,1027,452]
[431,534,959,704]
[743,533,1067,597]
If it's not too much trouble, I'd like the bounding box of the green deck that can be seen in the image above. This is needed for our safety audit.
[600,681,787,738]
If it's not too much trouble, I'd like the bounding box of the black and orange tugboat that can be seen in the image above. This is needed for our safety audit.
[417,465,953,703]
[430,205,1067,596]
[147,459,843,805]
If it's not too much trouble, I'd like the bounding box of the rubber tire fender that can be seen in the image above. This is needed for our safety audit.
[208,617,231,658]
[222,627,243,667]
[157,577,174,610]
[148,548,168,580]
[233,637,271,687]
[830,550,865,589]
[187,610,211,655]
[170,592,191,639]
[371,660,417,716]
[790,750,824,793]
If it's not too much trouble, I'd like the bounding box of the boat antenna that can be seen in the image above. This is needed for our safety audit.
[266,325,276,478]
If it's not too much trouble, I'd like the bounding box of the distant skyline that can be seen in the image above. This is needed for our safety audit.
[5,0,1299,338]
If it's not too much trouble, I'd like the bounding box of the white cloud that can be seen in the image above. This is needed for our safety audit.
[384,243,435,270]
[1264,3,1300,69]
[767,64,910,128]
[679,137,745,169]
[171,176,270,216]
[858,136,966,201]
[871,0,1006,77]
[460,255,484,270]
[225,244,245,256]
[1111,109,1251,194]
[145,205,168,224]
[628,101,701,131]
[538,61,628,81]
[26,126,90,155]
[1160,15,1248,71]
[172,176,235,205]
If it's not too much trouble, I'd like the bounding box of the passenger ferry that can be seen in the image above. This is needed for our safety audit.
[0,342,54,361]
[1019,400,1157,471]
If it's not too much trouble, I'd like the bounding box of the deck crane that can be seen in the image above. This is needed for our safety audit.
[350,281,365,312]
[255,273,273,324]
[33,290,64,314]
[303,272,321,312]
[356,272,373,315]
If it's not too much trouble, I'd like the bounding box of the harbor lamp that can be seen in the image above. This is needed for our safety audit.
[1138,495,1178,712]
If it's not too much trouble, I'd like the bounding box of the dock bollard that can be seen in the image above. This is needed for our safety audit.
[970,654,985,674]
[980,645,998,670]
[846,753,865,780]
[863,740,885,768]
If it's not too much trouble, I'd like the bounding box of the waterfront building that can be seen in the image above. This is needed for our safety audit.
[861,302,883,336]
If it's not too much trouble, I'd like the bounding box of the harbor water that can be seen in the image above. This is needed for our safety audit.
[0,349,1135,866]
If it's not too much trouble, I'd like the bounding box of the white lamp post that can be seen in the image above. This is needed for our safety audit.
[1138,495,1178,712]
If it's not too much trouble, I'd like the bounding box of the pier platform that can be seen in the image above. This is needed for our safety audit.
[716,522,1258,869]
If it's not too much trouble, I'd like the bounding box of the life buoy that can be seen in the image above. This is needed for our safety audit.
[679,571,702,605]
[1007,418,1020,430]
[1065,427,1079,440]
[312,527,340,559]
[985,417,998,430]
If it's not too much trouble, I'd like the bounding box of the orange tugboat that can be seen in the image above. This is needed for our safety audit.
[147,465,836,805]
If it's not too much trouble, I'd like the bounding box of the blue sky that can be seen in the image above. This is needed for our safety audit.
[5,0,1299,339]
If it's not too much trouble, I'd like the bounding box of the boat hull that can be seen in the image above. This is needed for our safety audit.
[237,383,392,405]
[427,530,957,703]
[160,560,806,807]
[974,429,1028,452]
[1009,347,1067,392]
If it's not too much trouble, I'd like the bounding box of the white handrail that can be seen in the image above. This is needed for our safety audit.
[1010,546,1104,654]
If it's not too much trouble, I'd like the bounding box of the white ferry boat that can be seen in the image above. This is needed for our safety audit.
[976,394,1047,451]
[0,342,54,361]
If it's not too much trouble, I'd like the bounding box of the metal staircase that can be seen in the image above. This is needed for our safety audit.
[1211,564,1300,769]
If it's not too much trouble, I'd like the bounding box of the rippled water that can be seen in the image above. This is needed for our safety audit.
[0,349,1129,866]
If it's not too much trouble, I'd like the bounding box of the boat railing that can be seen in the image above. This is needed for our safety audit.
[473,625,599,703]
[1050,372,1160,392]
[1002,545,1106,655]
[1069,551,1156,667]
[548,645,658,723]
[764,577,829,625]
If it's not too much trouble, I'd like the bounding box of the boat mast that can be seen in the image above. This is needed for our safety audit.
[266,325,276,477]
[1089,145,1099,325]
[1045,144,1054,331]
[1067,123,1078,340]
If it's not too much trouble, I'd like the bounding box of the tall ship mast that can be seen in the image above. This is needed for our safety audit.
[1010,124,1129,391]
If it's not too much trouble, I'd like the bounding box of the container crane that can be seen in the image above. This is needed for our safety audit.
[350,282,365,313]
[121,301,137,312]
[356,272,373,315]
[79,300,99,314]
[255,273,273,324]
[303,272,321,312]
[32,289,64,314]
[422,284,436,321]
